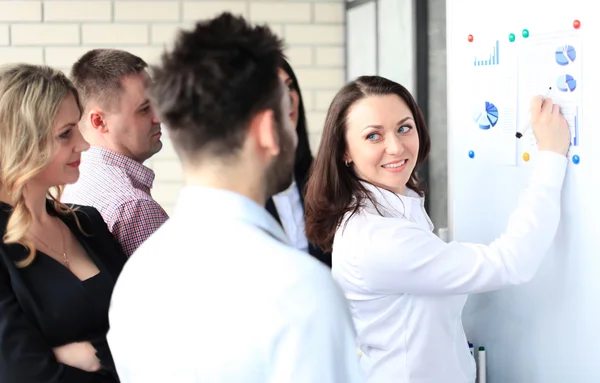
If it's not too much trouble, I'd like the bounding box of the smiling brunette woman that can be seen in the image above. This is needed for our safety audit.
[0,64,126,383]
[304,75,570,382]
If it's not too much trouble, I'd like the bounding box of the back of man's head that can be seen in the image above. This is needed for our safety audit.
[147,12,286,161]
[71,49,147,112]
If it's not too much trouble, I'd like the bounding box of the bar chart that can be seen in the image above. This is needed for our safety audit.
[557,103,580,147]
[474,40,500,66]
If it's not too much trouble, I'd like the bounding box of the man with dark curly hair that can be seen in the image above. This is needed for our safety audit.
[107,12,364,383]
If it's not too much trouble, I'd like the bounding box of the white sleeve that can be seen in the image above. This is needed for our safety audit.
[352,150,568,295]
[268,269,365,383]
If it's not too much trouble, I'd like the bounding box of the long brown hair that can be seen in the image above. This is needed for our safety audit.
[281,58,313,184]
[304,75,431,252]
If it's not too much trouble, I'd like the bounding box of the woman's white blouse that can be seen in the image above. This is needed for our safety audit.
[331,151,568,383]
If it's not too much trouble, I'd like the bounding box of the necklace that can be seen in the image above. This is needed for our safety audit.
[29,218,70,269]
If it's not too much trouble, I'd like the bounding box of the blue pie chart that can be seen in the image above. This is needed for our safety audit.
[473,101,499,130]
[555,45,576,66]
[556,74,577,92]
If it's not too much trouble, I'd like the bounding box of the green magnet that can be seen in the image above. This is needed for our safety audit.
[509,33,515,42]
[522,29,529,38]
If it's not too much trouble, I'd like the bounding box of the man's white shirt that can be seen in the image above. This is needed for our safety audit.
[107,186,364,383]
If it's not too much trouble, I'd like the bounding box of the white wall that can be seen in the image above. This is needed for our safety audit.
[0,0,345,214]
[448,0,600,380]
[377,0,415,93]
[345,0,415,92]
[346,1,377,79]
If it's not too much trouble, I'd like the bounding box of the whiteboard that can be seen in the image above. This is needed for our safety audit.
[346,1,377,81]
[447,0,600,382]
[377,0,415,94]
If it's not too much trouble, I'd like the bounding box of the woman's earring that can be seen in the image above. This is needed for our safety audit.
[344,160,351,167]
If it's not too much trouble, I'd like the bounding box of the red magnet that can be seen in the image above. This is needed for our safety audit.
[573,20,581,29]
[468,34,474,42]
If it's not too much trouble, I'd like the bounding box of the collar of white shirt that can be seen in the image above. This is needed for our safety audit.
[174,185,290,245]
[359,180,424,220]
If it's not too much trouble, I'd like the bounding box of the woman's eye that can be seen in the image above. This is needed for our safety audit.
[59,129,72,139]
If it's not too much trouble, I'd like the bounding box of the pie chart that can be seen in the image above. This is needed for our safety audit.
[472,101,499,130]
[555,45,576,66]
[556,74,577,92]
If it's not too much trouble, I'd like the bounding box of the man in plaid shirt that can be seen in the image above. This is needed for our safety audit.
[62,49,169,257]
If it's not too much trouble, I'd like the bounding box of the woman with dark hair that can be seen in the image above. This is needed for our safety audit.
[266,59,330,267]
[304,75,570,382]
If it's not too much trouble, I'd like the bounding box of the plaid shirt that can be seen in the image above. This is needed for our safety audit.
[62,146,169,257]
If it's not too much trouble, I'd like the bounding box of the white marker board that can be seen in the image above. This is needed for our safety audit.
[447,0,600,381]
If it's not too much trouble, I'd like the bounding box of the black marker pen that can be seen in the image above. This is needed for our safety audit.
[516,86,553,139]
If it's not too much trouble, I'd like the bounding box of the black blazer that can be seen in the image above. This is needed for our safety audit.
[0,201,126,383]
[266,170,332,268]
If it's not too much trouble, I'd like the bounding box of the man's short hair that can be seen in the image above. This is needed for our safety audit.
[147,12,285,159]
[70,49,147,111]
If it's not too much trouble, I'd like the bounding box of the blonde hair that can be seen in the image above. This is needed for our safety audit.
[0,64,83,268]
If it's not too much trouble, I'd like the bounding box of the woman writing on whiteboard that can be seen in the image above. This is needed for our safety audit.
[304,75,570,383]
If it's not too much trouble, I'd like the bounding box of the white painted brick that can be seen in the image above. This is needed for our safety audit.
[268,24,283,38]
[306,112,327,134]
[56,68,71,77]
[151,23,193,45]
[250,2,311,23]
[116,46,164,65]
[0,1,41,22]
[285,46,312,66]
[313,3,344,23]
[11,24,79,46]
[300,90,314,111]
[295,68,345,89]
[27,0,349,217]
[0,25,7,45]
[160,204,174,217]
[315,46,344,66]
[114,1,179,21]
[44,1,112,22]
[285,25,343,45]
[82,24,148,45]
[0,48,44,65]
[153,159,184,182]
[60,67,74,77]
[183,1,247,20]
[153,137,179,160]
[315,90,337,111]
[45,47,91,68]
[152,182,183,207]
[309,132,323,151]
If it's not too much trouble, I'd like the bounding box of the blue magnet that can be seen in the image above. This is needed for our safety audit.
[572,155,580,164]
[468,150,475,158]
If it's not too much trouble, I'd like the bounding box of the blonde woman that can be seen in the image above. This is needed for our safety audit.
[0,64,126,382]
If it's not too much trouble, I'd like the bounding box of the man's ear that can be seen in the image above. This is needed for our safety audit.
[249,109,279,157]
[88,109,108,133]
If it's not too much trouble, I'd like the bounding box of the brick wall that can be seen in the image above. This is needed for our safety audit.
[0,0,345,214]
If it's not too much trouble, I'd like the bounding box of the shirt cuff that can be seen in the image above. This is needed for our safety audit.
[531,150,568,188]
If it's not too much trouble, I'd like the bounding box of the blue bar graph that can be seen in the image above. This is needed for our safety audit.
[474,40,499,66]
[574,107,579,146]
